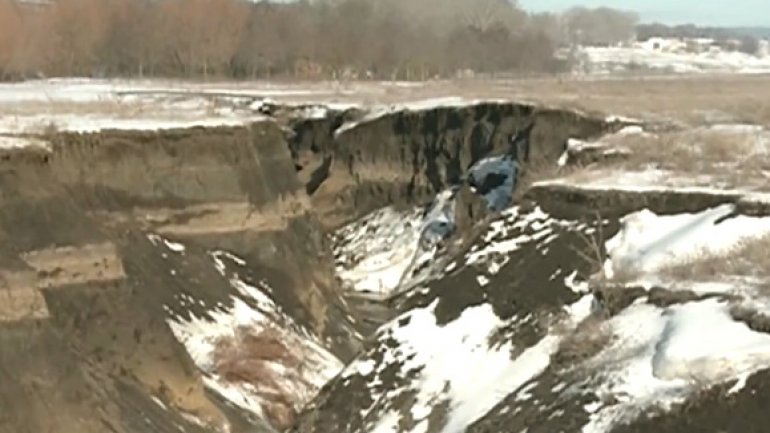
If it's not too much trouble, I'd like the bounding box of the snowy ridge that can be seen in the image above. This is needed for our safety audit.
[340,295,595,433]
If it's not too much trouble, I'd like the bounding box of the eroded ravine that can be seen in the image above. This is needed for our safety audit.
[0,99,619,433]
[10,98,763,433]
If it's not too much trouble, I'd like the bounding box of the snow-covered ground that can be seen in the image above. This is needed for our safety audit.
[464,205,589,279]
[333,190,458,296]
[0,78,490,139]
[604,204,770,281]
[333,207,426,294]
[566,202,770,431]
[578,41,770,75]
[0,79,277,135]
[155,237,342,427]
[581,297,770,432]
[341,295,594,433]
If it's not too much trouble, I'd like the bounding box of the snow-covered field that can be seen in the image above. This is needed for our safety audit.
[578,39,770,75]
[0,78,531,150]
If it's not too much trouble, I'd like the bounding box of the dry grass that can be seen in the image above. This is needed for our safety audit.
[285,75,770,128]
[661,234,770,281]
[618,129,769,173]
[450,75,770,128]
[551,125,770,192]
[5,75,770,127]
[213,324,310,430]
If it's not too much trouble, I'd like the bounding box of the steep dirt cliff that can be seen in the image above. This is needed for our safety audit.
[289,102,613,229]
[0,123,361,433]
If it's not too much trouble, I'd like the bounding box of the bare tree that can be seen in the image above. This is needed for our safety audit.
[45,0,111,75]
[0,0,21,78]
[0,0,570,80]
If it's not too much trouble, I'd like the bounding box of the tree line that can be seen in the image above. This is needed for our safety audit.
[0,0,640,80]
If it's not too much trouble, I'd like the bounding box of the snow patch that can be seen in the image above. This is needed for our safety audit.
[583,298,770,433]
[368,302,561,433]
[604,204,770,279]
[333,207,424,294]
[577,43,770,75]
[653,300,770,382]
[362,295,594,433]
[333,192,457,295]
[147,234,186,253]
[166,254,342,420]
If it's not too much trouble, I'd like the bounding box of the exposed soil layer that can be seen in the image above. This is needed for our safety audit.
[291,103,615,229]
[0,123,357,433]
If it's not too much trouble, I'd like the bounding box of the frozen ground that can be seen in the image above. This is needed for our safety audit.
[0,78,486,137]
[604,204,770,281]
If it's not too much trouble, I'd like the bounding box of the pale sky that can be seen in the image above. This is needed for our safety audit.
[518,0,770,27]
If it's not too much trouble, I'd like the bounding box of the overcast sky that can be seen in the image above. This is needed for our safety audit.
[518,0,770,27]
